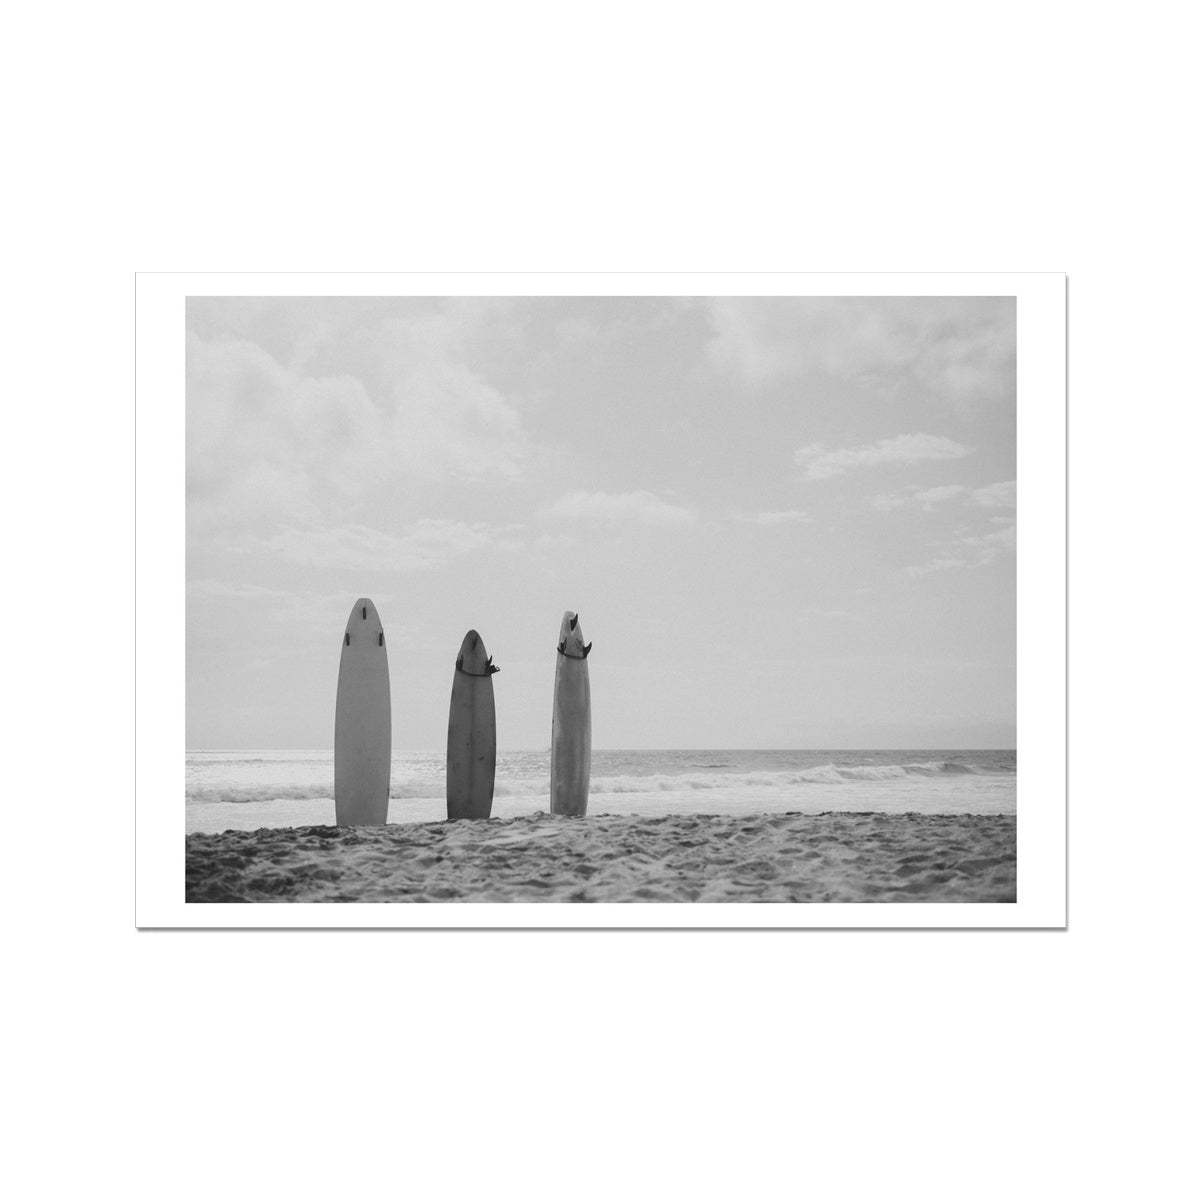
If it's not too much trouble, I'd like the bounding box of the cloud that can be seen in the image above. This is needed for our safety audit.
[906,558,969,577]
[704,297,1015,411]
[959,519,1016,562]
[187,335,385,526]
[737,509,814,526]
[969,480,1016,509]
[794,434,973,480]
[888,479,1016,574]
[906,515,1016,575]
[235,520,497,573]
[186,324,530,539]
[539,489,697,526]
[187,579,287,601]
[877,479,1016,512]
[914,485,969,508]
[389,361,528,481]
[186,579,395,653]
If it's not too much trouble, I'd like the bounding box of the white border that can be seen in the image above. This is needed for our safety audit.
[135,272,1065,928]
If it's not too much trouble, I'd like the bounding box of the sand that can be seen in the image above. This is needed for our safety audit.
[185,811,1016,903]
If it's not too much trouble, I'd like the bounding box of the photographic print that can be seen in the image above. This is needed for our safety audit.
[135,273,1066,927]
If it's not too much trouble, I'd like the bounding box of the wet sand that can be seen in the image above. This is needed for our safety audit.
[185,811,1016,903]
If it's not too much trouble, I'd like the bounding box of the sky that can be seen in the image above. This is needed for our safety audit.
[186,296,1016,750]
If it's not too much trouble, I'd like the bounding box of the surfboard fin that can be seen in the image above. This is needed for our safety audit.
[583,642,593,657]
[362,605,367,619]
[345,632,350,646]
[456,653,464,672]
[570,614,578,630]
[558,640,566,654]
[378,632,384,646]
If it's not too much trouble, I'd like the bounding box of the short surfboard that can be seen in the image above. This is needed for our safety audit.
[550,610,591,816]
[334,598,391,826]
[446,630,499,820]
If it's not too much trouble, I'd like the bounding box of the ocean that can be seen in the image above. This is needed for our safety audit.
[185,748,1016,835]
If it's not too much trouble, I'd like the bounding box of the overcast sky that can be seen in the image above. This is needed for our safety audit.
[186,296,1015,750]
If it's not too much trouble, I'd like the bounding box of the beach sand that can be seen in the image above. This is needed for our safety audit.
[185,811,1016,903]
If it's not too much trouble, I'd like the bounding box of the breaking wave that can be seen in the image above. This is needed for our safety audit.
[190,780,450,805]
[583,761,1011,793]
[187,760,1011,804]
[188,784,334,805]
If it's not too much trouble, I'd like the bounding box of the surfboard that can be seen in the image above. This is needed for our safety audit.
[334,598,391,826]
[446,629,499,820]
[550,610,591,816]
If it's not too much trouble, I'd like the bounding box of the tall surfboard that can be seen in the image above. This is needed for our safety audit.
[446,630,499,820]
[550,610,591,816]
[334,598,391,826]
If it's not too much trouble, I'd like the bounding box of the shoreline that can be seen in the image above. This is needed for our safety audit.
[185,811,1016,903]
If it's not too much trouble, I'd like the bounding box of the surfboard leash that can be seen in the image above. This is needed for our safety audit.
[456,654,500,676]
[557,641,593,658]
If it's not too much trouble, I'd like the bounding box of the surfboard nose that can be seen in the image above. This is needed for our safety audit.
[343,598,384,643]
[457,629,491,675]
[557,610,589,658]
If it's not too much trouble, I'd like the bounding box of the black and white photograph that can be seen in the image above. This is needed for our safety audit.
[150,279,1064,919]
[13,3,1200,1195]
